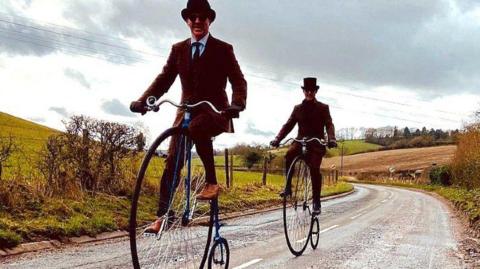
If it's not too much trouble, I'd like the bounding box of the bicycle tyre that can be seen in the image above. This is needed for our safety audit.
[129,127,213,269]
[283,156,313,256]
[310,217,320,250]
[208,237,230,269]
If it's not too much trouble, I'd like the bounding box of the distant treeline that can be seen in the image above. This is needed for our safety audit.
[365,126,458,149]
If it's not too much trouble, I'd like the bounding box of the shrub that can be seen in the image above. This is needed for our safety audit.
[451,125,480,189]
[388,139,408,149]
[244,151,262,170]
[429,165,452,186]
[407,136,434,148]
[37,115,142,196]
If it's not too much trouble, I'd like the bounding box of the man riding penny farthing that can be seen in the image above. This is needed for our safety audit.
[270,77,337,256]
[129,0,247,268]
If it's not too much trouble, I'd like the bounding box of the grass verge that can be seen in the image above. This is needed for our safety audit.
[0,176,353,249]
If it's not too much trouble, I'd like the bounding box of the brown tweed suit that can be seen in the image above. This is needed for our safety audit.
[138,35,247,216]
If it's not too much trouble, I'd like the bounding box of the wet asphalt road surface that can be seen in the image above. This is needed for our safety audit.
[1,184,464,268]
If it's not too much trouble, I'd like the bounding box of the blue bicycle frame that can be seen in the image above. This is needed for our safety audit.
[166,109,224,240]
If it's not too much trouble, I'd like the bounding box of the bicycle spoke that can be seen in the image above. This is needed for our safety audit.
[130,130,213,269]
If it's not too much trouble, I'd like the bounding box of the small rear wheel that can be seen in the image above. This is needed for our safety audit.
[310,217,320,249]
[208,238,230,269]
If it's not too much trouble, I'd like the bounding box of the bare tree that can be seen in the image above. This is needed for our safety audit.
[63,115,96,191]
[37,135,69,195]
[0,135,17,180]
[94,121,138,190]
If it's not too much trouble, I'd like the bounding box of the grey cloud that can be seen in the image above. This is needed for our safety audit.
[0,2,143,64]
[64,0,480,95]
[29,117,46,123]
[245,121,275,137]
[64,68,91,89]
[49,107,68,117]
[101,99,134,117]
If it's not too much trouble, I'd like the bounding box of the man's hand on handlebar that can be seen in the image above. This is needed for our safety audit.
[222,104,243,119]
[270,138,280,148]
[130,101,147,115]
[328,140,338,148]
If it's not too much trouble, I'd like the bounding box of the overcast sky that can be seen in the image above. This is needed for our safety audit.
[0,0,479,147]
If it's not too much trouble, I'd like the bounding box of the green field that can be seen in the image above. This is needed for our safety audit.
[327,140,382,157]
[269,139,382,158]
[0,112,59,151]
[0,112,59,179]
[192,154,243,167]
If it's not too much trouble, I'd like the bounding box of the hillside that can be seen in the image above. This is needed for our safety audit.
[0,112,59,152]
[0,112,59,179]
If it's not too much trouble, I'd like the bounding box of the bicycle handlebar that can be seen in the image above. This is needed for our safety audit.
[146,96,222,114]
[279,137,327,147]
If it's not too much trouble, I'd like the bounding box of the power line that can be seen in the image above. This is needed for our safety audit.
[1,29,462,125]
[0,28,151,64]
[0,12,131,43]
[0,17,167,58]
[246,73,464,119]
[0,15,468,125]
[0,32,146,66]
[0,15,468,118]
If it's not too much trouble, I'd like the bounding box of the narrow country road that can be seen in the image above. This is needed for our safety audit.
[1,184,464,268]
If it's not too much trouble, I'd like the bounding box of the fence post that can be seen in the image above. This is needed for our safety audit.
[262,157,268,185]
[229,152,234,188]
[225,149,230,188]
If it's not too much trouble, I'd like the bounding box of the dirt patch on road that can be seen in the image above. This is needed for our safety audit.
[322,145,456,173]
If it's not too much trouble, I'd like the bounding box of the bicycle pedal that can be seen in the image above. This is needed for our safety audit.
[143,232,157,237]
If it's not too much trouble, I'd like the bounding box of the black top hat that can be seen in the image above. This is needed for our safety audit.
[181,0,216,22]
[301,77,320,90]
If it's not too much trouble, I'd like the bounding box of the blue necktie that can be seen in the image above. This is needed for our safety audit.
[192,42,201,62]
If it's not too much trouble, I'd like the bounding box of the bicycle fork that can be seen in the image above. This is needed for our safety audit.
[212,199,226,264]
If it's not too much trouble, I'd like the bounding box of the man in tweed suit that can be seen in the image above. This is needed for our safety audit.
[270,77,336,215]
[130,0,247,233]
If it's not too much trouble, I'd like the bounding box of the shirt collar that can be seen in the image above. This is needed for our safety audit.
[191,33,209,47]
[302,98,318,105]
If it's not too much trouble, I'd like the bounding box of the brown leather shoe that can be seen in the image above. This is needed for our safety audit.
[143,217,163,234]
[196,184,219,200]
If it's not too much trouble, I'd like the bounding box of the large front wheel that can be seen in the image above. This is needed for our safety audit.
[129,127,213,269]
[283,157,313,256]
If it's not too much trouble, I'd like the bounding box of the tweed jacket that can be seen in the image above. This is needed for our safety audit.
[276,99,336,144]
[138,35,247,132]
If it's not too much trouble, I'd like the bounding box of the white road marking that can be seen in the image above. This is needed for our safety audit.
[351,213,363,219]
[320,225,339,234]
[356,204,373,213]
[233,258,263,269]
